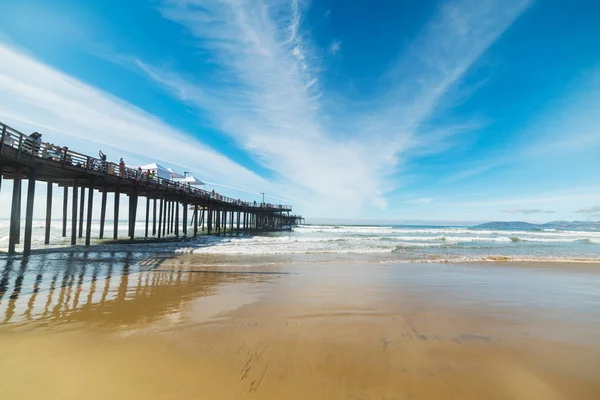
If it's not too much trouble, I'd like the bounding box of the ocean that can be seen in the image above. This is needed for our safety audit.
[1,221,599,263]
[177,224,600,263]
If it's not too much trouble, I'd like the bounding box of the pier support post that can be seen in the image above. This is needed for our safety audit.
[175,201,179,237]
[221,210,225,235]
[99,187,107,239]
[194,205,198,236]
[85,180,94,246]
[23,169,36,255]
[166,201,171,235]
[114,187,120,240]
[162,198,167,237]
[158,197,164,239]
[237,211,241,235]
[44,180,52,245]
[207,206,212,235]
[62,186,68,237]
[78,185,85,238]
[9,166,22,254]
[129,187,138,240]
[145,197,150,238]
[152,198,157,236]
[171,201,175,234]
[218,208,222,234]
[183,202,188,236]
[230,210,234,235]
[71,183,78,246]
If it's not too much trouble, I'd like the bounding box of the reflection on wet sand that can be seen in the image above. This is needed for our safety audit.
[1,254,600,399]
[0,252,273,327]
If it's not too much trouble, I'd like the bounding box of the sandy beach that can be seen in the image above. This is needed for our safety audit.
[1,251,599,399]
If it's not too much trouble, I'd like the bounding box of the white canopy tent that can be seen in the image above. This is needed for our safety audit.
[174,175,205,186]
[139,163,171,180]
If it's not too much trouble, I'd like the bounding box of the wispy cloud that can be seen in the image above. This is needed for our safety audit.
[405,198,434,204]
[574,205,600,215]
[328,39,342,55]
[501,208,555,215]
[0,42,275,198]
[137,0,530,217]
[448,69,600,183]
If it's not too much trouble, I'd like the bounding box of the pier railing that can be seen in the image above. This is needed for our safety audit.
[0,122,291,211]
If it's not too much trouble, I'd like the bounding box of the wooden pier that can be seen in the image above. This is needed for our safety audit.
[0,121,303,255]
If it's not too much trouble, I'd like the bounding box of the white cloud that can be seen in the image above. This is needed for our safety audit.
[574,205,600,215]
[141,0,530,217]
[404,198,434,204]
[0,42,276,200]
[328,39,341,55]
[501,208,555,215]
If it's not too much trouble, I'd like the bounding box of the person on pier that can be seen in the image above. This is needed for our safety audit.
[28,131,42,156]
[119,158,125,177]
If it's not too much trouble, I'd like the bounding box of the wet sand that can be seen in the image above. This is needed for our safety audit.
[1,253,600,399]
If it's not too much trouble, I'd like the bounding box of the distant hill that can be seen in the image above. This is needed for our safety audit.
[473,221,600,230]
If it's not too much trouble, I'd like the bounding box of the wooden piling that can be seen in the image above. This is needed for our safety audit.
[170,201,175,234]
[175,201,179,237]
[44,180,52,245]
[113,187,120,240]
[202,207,206,232]
[62,186,68,237]
[129,187,138,240]
[207,206,212,235]
[85,180,94,246]
[162,198,167,237]
[183,202,187,236]
[23,169,36,255]
[152,198,157,236]
[194,205,199,236]
[15,171,22,245]
[99,188,107,239]
[163,201,171,235]
[215,208,219,235]
[71,183,78,246]
[145,197,150,238]
[158,197,164,239]
[78,185,85,238]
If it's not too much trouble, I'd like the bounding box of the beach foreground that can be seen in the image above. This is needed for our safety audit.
[1,252,599,399]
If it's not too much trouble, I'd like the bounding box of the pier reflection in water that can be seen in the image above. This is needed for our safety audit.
[0,251,273,327]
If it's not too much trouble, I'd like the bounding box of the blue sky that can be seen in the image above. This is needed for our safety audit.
[0,0,599,221]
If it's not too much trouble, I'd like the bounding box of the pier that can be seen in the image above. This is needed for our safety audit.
[0,121,303,255]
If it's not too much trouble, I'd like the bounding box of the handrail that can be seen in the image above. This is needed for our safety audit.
[0,122,292,211]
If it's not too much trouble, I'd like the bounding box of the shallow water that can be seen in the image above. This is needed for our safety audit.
[178,224,600,262]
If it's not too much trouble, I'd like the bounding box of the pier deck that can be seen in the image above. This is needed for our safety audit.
[0,121,303,255]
